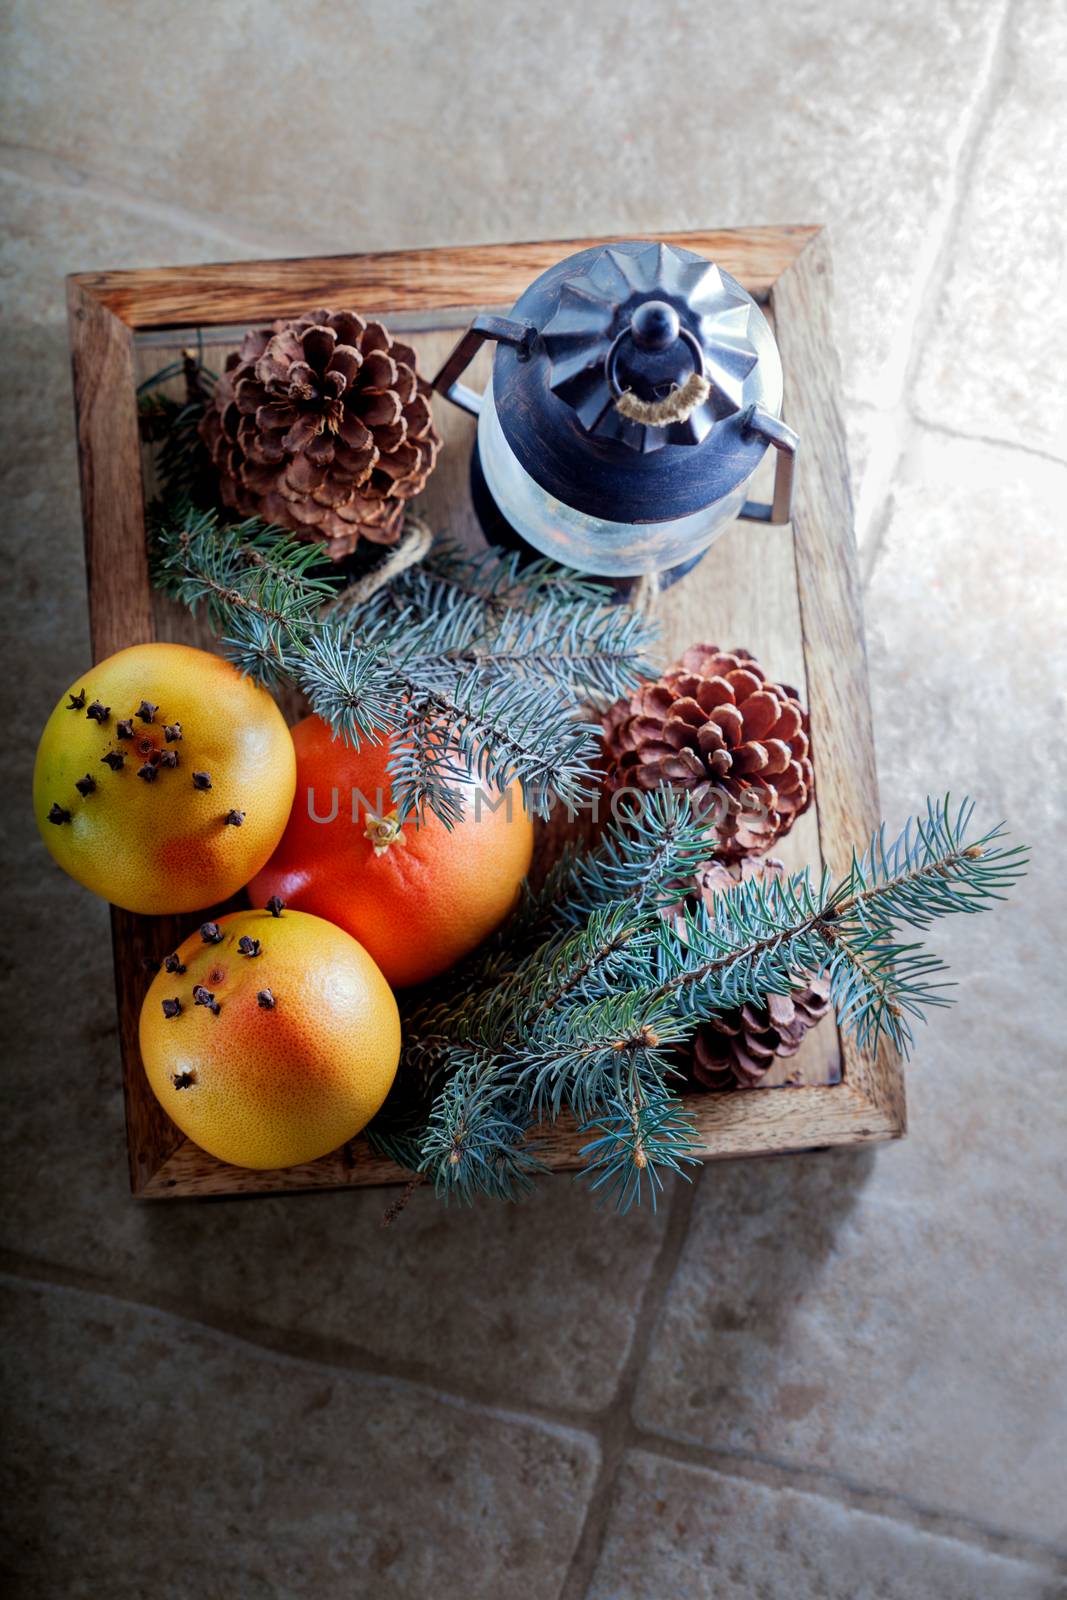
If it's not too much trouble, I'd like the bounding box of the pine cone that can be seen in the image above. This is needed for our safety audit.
[690,981,831,1090]
[672,859,831,1091]
[602,644,813,860]
[199,309,441,559]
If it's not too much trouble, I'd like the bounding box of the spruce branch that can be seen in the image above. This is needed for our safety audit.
[513,990,689,1121]
[581,1086,702,1212]
[398,794,1024,1209]
[418,1053,543,1204]
[148,495,657,825]
[138,345,216,498]
[389,539,618,617]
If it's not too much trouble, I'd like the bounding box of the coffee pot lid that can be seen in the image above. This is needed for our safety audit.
[492,240,783,523]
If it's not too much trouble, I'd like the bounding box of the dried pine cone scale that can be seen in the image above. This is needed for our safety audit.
[201,309,441,558]
[604,645,814,860]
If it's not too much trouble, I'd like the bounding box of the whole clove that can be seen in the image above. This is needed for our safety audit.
[172,1069,196,1088]
[86,701,110,725]
[137,700,158,724]
[237,936,261,958]
[100,750,126,771]
[257,988,276,1009]
[158,749,179,769]
[192,984,221,1015]
[161,998,182,1019]
[225,809,245,827]
[192,771,212,790]
[163,952,186,974]
[199,922,223,944]
[116,719,135,741]
[266,896,285,917]
[75,774,96,797]
[47,803,71,825]
[137,762,158,783]
[67,689,86,710]
[164,723,182,743]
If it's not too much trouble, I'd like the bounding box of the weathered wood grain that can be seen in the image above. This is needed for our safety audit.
[70,225,903,1200]
[144,1080,899,1201]
[771,231,907,1133]
[71,226,819,330]
[67,280,152,656]
[139,1133,409,1199]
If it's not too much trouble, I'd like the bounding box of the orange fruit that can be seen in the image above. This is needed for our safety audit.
[34,643,296,915]
[248,715,533,987]
[139,907,400,1169]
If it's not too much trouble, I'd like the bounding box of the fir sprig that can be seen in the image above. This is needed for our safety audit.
[377,793,1024,1210]
[148,496,657,824]
[137,343,216,498]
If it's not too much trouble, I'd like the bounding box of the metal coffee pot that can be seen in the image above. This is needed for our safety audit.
[433,238,797,580]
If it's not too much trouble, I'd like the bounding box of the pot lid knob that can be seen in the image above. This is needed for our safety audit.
[630,299,680,350]
[539,241,763,454]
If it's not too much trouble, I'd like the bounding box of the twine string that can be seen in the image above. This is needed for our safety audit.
[324,513,434,616]
[613,369,712,428]
[323,498,664,620]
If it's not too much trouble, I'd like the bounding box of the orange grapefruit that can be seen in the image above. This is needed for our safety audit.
[34,643,296,915]
[248,716,533,987]
[140,906,400,1169]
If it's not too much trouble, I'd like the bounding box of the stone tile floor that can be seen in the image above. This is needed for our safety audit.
[1,2,1065,1596]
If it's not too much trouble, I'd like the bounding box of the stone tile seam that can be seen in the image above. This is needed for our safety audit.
[0,1259,602,1456]
[556,1172,705,1600]
[856,400,1067,596]
[0,141,313,260]
[852,0,1017,586]
[889,0,1016,409]
[2,1249,1065,1576]
[847,397,1067,480]
[623,1422,1067,1574]
[906,411,1067,473]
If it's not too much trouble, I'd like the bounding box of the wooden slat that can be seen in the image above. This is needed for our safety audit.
[771,231,906,1133]
[66,280,152,656]
[66,282,176,1190]
[139,1134,408,1199]
[70,226,820,331]
[69,225,903,1200]
[143,1081,900,1200]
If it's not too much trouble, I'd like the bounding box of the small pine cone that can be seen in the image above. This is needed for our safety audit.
[690,983,832,1090]
[676,860,831,1091]
[602,644,813,860]
[199,309,441,559]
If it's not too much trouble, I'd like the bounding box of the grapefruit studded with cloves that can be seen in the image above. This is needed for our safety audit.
[140,907,400,1169]
[33,643,296,914]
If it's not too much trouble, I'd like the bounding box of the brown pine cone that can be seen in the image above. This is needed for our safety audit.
[672,859,831,1091]
[690,982,831,1090]
[602,644,813,860]
[199,309,441,559]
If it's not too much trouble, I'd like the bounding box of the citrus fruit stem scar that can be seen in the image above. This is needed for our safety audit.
[364,808,406,855]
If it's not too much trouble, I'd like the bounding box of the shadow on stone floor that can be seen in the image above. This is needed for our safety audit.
[640,1145,877,1423]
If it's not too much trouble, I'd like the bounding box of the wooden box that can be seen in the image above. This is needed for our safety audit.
[66,226,905,1199]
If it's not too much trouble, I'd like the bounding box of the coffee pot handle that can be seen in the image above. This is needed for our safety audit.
[739,405,798,525]
[432,314,536,417]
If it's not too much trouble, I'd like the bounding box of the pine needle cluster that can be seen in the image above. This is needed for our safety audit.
[148,497,657,825]
[376,793,1025,1209]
